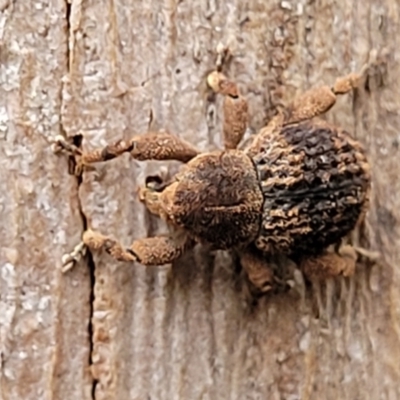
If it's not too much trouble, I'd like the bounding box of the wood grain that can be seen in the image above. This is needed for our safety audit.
[1,0,400,399]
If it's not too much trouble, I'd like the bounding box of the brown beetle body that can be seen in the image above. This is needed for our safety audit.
[57,64,374,292]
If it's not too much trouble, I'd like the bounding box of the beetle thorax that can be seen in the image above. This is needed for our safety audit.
[161,150,263,249]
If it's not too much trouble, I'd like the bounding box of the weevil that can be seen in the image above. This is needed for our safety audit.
[55,57,375,293]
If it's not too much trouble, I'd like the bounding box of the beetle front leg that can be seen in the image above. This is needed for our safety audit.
[128,232,193,266]
[62,229,193,272]
[127,132,199,162]
[53,135,134,175]
[54,131,199,174]
[207,71,248,150]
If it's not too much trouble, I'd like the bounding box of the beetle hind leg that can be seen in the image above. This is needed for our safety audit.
[283,69,367,126]
[299,245,359,281]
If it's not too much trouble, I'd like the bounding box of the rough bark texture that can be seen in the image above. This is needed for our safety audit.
[1,0,399,399]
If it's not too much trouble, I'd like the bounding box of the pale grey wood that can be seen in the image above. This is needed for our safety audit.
[0,1,92,399]
[2,0,400,399]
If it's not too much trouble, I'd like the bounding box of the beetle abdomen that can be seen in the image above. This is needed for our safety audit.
[247,119,371,256]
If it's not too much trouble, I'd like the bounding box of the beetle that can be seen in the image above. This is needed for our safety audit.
[55,61,373,293]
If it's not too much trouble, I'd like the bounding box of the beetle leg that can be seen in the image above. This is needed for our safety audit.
[238,248,276,294]
[54,131,199,173]
[352,245,380,261]
[61,229,193,272]
[207,71,249,150]
[126,132,199,162]
[127,231,193,266]
[53,134,134,174]
[299,244,360,281]
[82,229,136,262]
[283,69,367,125]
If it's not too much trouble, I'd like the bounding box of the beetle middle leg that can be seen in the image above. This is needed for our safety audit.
[238,247,276,294]
[207,71,249,150]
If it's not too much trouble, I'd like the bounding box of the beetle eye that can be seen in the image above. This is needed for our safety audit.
[145,174,163,188]
[145,174,174,192]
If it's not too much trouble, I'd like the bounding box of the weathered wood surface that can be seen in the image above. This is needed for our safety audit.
[1,0,400,399]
